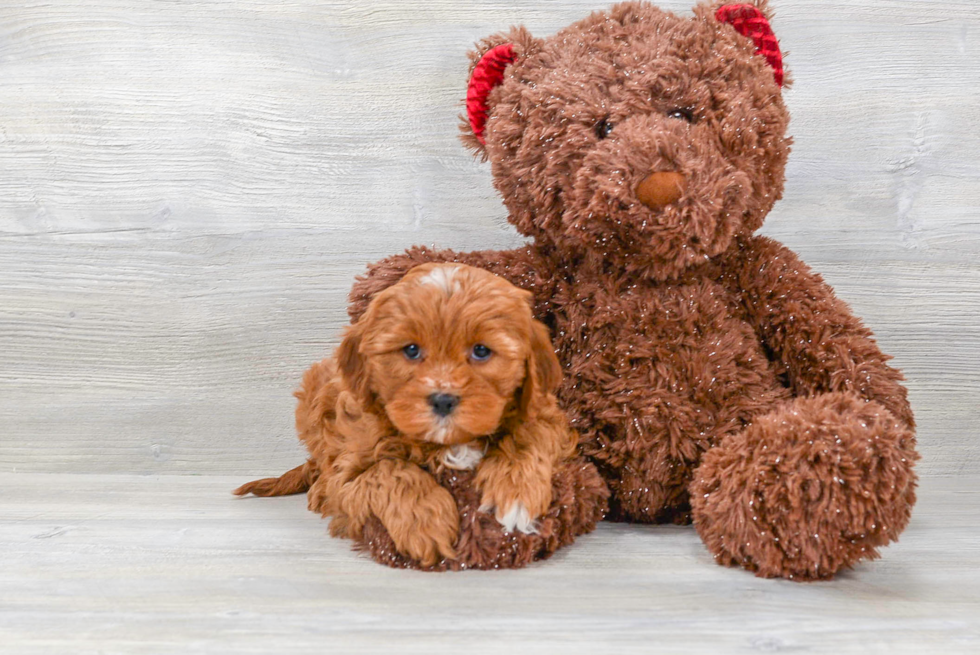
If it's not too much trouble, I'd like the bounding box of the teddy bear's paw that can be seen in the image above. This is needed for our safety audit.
[691,392,918,581]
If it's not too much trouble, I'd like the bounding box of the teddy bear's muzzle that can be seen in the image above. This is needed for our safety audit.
[635,171,686,209]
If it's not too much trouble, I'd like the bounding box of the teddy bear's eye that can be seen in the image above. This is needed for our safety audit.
[595,118,615,139]
[667,108,695,123]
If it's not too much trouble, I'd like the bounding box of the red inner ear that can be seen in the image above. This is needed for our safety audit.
[466,43,517,145]
[715,4,784,87]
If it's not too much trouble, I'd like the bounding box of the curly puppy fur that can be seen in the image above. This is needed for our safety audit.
[236,263,608,569]
[347,1,918,580]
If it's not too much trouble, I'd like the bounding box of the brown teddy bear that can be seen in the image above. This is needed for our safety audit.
[349,0,919,580]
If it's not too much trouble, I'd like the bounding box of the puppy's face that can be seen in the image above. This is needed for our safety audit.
[338,264,559,445]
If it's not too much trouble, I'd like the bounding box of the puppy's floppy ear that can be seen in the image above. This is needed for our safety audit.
[336,322,370,403]
[519,319,562,418]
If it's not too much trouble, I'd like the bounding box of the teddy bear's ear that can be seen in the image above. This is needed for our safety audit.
[459,26,541,156]
[706,1,787,87]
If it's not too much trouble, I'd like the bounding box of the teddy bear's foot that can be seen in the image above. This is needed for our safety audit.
[356,457,609,571]
[690,392,918,581]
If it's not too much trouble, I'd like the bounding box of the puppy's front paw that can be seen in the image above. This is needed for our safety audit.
[385,486,459,567]
[476,458,552,535]
[483,500,540,535]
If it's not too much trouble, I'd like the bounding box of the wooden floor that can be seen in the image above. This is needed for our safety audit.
[1,474,977,654]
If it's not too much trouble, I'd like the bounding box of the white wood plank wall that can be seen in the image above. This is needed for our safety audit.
[1,1,978,477]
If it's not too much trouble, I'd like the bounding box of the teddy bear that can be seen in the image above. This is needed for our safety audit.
[348,0,919,580]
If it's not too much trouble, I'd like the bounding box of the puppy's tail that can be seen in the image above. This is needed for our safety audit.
[233,459,319,497]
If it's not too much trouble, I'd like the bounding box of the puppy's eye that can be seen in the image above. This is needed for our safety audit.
[470,344,492,361]
[595,118,614,139]
[667,108,694,123]
[402,344,421,360]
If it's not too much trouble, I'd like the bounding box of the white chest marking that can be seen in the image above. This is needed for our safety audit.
[440,443,484,470]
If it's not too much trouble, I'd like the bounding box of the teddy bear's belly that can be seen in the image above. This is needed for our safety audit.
[552,280,792,522]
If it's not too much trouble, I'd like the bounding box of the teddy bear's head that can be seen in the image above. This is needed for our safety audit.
[463,1,791,280]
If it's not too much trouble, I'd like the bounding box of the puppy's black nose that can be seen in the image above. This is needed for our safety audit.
[427,393,460,417]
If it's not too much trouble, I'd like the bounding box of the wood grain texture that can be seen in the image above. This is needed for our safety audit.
[1,1,978,475]
[0,473,978,654]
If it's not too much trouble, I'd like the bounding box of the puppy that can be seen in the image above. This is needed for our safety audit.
[235,263,576,566]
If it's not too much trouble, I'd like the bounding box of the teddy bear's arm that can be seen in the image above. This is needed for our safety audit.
[722,235,914,430]
[347,245,540,322]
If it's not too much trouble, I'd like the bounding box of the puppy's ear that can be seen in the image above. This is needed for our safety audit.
[336,323,370,402]
[519,320,562,418]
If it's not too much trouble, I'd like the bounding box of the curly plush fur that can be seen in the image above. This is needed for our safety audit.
[348,1,919,580]
[361,457,608,571]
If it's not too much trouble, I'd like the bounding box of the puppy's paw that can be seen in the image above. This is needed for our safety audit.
[476,457,552,535]
[481,499,540,535]
[385,486,459,567]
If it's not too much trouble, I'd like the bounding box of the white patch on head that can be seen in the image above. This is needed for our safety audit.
[489,501,540,535]
[440,443,485,470]
[418,265,462,295]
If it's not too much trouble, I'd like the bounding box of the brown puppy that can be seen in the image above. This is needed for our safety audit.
[235,263,575,566]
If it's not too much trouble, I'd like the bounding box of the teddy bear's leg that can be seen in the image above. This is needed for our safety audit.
[690,391,918,581]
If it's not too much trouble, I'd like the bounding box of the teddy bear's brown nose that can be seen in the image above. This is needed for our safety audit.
[635,171,686,209]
